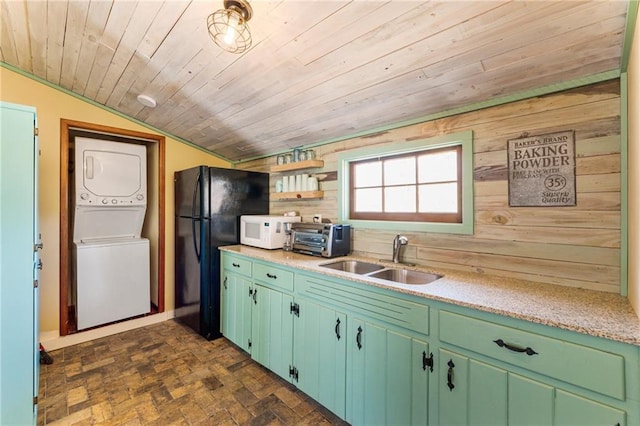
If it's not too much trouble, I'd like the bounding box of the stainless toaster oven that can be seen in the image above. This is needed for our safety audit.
[291,223,351,258]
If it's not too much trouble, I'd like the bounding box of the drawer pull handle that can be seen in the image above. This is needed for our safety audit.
[266,273,277,279]
[422,351,434,372]
[447,359,455,391]
[335,318,341,340]
[356,326,363,350]
[232,262,240,268]
[493,339,538,356]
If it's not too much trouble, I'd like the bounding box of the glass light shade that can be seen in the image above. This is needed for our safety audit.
[207,8,252,53]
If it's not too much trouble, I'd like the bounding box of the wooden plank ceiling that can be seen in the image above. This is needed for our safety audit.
[0,0,630,162]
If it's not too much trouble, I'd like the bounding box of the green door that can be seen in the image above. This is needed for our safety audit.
[348,317,429,426]
[508,373,554,426]
[469,359,507,425]
[251,284,293,381]
[0,102,38,425]
[438,349,469,426]
[220,271,252,352]
[555,389,625,426]
[294,297,347,418]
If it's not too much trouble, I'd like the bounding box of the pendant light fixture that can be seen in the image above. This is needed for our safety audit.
[207,0,253,54]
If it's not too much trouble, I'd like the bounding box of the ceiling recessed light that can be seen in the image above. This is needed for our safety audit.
[136,94,157,108]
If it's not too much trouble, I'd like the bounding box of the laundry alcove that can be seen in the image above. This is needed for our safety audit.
[59,119,165,336]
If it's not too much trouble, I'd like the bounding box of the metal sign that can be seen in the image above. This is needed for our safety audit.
[507,131,576,207]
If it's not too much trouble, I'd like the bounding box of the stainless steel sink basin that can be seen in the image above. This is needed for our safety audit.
[320,260,385,274]
[367,268,443,285]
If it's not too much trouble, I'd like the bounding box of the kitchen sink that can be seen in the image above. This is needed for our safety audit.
[320,260,385,274]
[367,268,443,285]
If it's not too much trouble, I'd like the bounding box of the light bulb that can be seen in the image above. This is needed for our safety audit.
[224,11,240,45]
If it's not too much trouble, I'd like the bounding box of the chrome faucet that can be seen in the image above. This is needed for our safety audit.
[392,235,408,263]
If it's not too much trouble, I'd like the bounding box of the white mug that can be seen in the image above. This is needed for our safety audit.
[308,176,319,191]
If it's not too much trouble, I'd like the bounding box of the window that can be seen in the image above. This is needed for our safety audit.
[350,145,462,223]
[338,131,473,235]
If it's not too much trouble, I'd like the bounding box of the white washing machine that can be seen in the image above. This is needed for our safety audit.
[75,238,150,330]
[73,138,150,330]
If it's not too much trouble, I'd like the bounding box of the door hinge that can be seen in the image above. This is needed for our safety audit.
[290,302,300,317]
[422,351,434,372]
[33,396,38,405]
[34,128,39,136]
[288,365,299,382]
[33,279,39,288]
[248,339,252,349]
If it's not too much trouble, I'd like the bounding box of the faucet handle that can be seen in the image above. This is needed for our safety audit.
[398,236,408,245]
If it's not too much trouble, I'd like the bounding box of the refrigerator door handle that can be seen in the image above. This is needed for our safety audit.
[192,217,200,262]
[192,171,201,262]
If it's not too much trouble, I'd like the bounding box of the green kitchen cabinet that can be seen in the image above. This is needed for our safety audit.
[0,102,40,425]
[220,255,253,352]
[347,316,430,426]
[438,345,626,426]
[293,297,347,419]
[438,309,630,426]
[221,251,640,426]
[220,253,295,381]
[438,348,554,426]
[250,282,293,380]
[555,389,626,426]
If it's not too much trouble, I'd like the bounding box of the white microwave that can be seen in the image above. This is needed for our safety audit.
[240,215,301,249]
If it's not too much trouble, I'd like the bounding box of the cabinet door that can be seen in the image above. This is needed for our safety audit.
[438,349,470,426]
[439,349,510,426]
[0,102,38,425]
[347,317,430,426]
[508,373,553,426]
[555,389,625,426]
[220,271,252,352]
[251,284,293,381]
[294,298,347,419]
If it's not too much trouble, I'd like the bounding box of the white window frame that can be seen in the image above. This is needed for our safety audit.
[337,130,474,235]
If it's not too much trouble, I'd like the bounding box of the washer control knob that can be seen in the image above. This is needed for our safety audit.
[101,198,108,205]
[136,194,144,201]
[80,193,89,200]
[112,199,117,204]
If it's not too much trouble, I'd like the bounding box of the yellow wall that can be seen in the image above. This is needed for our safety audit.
[0,67,229,337]
[629,19,639,319]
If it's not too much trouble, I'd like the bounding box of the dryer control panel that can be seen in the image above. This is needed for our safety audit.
[75,138,147,206]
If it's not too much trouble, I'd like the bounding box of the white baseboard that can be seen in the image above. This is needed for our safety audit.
[40,310,175,351]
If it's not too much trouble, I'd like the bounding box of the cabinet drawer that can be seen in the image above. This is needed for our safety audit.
[253,262,294,292]
[297,274,429,335]
[439,310,625,400]
[222,255,252,277]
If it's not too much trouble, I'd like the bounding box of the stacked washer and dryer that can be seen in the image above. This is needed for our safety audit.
[73,138,150,330]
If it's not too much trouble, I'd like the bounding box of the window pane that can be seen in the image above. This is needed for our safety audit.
[354,161,382,188]
[419,183,458,213]
[354,187,382,212]
[384,157,415,185]
[385,186,416,212]
[418,151,458,183]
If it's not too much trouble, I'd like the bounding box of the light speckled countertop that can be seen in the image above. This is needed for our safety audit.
[220,245,640,346]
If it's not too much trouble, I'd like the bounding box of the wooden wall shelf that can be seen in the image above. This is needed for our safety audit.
[271,190,324,201]
[270,159,324,173]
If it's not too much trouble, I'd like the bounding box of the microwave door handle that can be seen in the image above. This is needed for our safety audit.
[192,172,201,261]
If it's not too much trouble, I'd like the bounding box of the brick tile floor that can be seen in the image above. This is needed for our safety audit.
[38,320,347,425]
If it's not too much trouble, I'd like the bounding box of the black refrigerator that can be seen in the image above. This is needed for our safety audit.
[174,166,269,340]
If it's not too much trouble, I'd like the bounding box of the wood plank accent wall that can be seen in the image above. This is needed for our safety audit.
[240,80,622,293]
